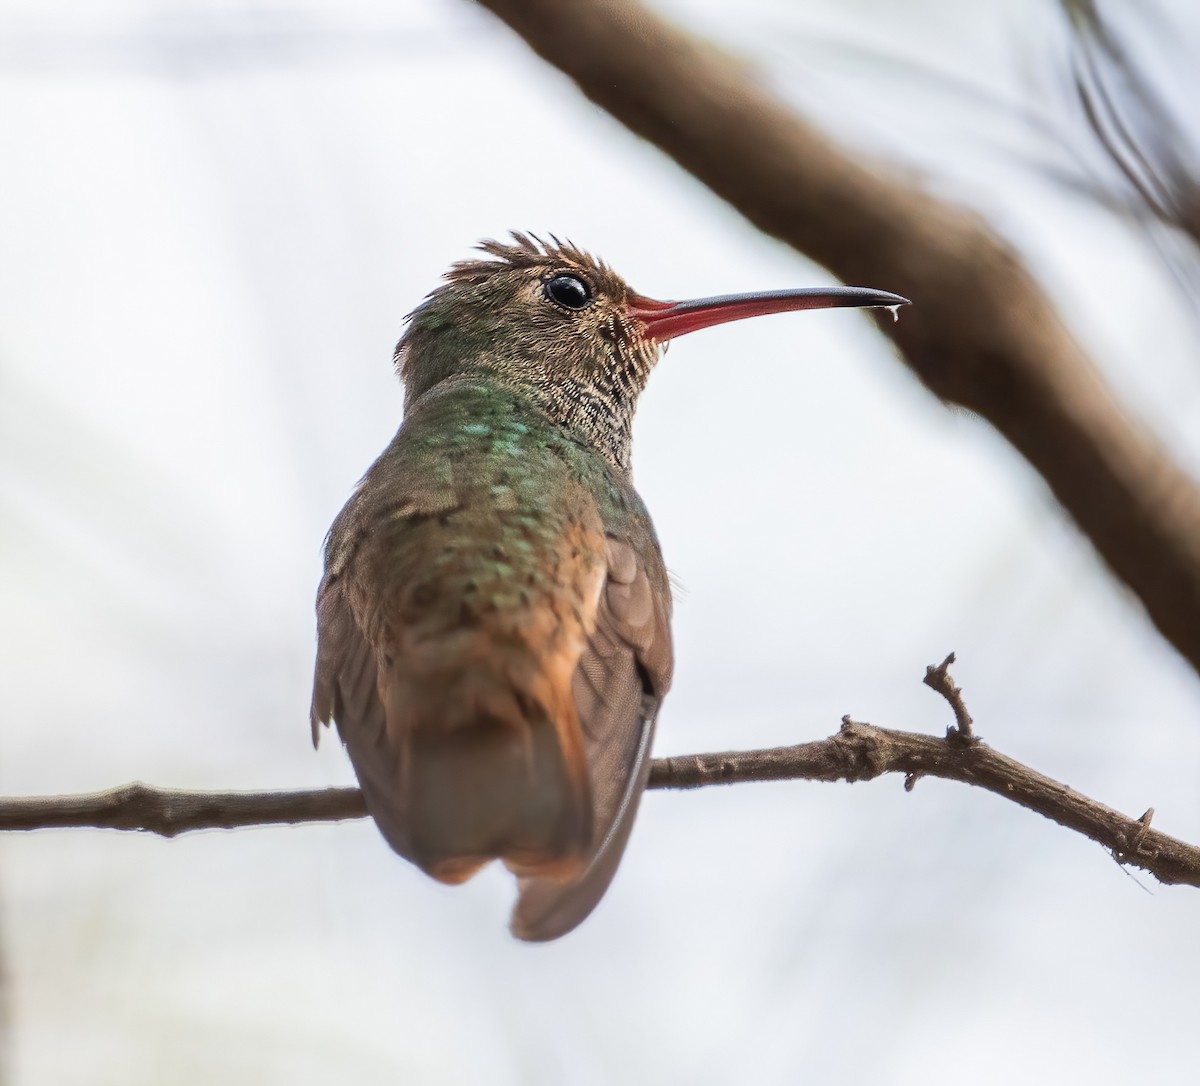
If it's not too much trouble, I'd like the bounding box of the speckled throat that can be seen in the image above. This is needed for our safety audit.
[492,322,658,475]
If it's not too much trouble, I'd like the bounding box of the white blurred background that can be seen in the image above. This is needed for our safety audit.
[2,0,1200,1082]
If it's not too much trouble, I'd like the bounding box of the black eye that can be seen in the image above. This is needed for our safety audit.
[544,274,592,310]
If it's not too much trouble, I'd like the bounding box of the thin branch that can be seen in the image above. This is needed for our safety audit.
[2,659,1197,889]
[1056,2,1200,324]
[0,783,367,837]
[470,0,1200,681]
[1062,0,1200,241]
[922,651,975,743]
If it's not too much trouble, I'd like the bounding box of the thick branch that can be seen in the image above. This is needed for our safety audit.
[471,0,1200,678]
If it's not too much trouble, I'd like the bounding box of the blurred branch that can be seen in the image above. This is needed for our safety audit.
[471,0,1200,679]
[2,656,1198,888]
[1063,0,1200,244]
[1059,0,1200,312]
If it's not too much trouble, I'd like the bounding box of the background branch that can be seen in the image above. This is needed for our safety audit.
[3,657,1197,889]
[472,0,1200,679]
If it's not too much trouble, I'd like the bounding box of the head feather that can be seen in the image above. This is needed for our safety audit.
[444,231,617,289]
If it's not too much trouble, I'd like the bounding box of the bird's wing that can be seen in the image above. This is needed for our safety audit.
[310,566,386,752]
[510,534,673,942]
[309,447,459,755]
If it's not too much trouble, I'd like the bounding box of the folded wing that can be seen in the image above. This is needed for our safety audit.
[510,535,673,942]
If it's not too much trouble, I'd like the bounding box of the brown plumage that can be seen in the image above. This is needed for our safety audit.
[311,234,907,939]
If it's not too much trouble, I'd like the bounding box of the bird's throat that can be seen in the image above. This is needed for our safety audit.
[516,371,640,474]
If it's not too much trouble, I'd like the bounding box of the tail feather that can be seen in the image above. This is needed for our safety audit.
[339,664,593,884]
[509,698,656,942]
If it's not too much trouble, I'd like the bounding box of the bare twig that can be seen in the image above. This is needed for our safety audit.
[470,0,1200,681]
[0,783,367,837]
[923,651,976,743]
[1,659,1197,889]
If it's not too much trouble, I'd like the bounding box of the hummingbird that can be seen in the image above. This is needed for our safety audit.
[310,233,907,941]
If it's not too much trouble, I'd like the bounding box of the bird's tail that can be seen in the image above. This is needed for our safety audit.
[343,662,593,885]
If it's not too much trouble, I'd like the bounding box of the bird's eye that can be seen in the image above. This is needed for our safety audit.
[544,274,592,310]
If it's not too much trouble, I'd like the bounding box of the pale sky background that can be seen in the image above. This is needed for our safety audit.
[2,1,1200,1083]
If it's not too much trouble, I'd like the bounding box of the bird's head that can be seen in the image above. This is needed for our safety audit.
[397,233,908,472]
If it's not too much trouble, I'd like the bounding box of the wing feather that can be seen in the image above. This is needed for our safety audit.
[510,536,673,942]
[311,573,385,750]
